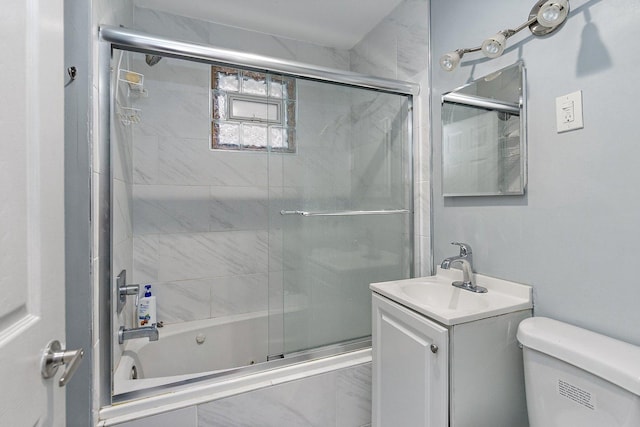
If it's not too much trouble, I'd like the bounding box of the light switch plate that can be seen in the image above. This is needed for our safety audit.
[556,90,583,133]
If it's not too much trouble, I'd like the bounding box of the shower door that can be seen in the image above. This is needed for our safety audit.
[108,46,413,398]
[272,80,413,355]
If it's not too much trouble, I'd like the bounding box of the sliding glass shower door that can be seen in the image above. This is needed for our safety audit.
[272,80,413,355]
[108,44,414,398]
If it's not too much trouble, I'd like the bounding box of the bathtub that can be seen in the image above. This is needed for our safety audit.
[114,311,269,395]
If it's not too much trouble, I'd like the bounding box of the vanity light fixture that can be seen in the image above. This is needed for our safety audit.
[440,0,570,71]
[536,0,570,28]
[481,31,509,58]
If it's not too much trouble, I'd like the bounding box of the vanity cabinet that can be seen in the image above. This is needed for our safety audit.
[372,293,448,426]
[372,292,531,427]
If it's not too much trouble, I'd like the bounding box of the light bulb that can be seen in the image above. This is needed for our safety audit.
[481,33,507,58]
[440,51,461,72]
[537,0,569,28]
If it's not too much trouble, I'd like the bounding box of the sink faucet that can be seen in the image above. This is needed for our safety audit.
[440,242,487,293]
[118,325,159,344]
[440,241,473,269]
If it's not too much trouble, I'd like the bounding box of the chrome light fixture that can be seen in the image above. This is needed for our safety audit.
[440,0,570,71]
[481,31,508,58]
[535,0,570,31]
[439,49,465,72]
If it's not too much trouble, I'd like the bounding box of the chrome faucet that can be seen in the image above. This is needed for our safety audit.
[440,241,473,269]
[440,242,487,293]
[118,325,159,344]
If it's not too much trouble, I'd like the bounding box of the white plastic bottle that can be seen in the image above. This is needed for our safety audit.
[137,285,156,327]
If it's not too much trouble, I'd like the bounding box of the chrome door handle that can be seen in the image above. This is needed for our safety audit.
[41,340,84,387]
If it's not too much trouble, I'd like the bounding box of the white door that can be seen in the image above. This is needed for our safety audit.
[372,294,449,427]
[0,0,68,426]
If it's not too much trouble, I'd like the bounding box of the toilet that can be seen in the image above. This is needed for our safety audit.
[517,317,640,426]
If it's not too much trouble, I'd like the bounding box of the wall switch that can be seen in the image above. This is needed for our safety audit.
[556,90,583,133]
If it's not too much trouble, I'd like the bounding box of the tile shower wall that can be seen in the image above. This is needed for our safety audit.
[127,6,422,341]
[114,363,372,427]
[351,0,431,277]
[128,61,355,337]
[133,8,351,70]
[129,56,270,328]
[128,9,357,342]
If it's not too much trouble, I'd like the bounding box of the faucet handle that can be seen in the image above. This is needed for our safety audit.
[451,242,472,256]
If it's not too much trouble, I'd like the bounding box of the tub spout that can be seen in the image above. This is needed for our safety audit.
[118,325,159,344]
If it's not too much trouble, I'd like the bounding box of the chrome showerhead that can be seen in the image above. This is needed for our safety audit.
[145,54,162,66]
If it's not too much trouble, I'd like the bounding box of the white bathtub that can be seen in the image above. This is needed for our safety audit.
[114,311,269,395]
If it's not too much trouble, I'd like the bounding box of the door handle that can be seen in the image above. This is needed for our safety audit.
[41,340,84,387]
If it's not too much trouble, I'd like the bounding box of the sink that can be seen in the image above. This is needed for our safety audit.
[400,282,491,312]
[370,267,532,325]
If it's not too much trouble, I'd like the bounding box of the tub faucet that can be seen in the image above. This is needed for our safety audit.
[440,242,487,293]
[118,325,159,344]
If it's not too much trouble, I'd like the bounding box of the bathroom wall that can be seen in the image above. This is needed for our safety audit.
[129,9,355,349]
[128,8,412,353]
[127,57,355,352]
[133,8,351,69]
[431,0,640,345]
[65,0,92,424]
[350,0,432,277]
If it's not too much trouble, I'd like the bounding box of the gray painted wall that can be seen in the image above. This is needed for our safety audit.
[431,0,640,345]
[64,0,92,425]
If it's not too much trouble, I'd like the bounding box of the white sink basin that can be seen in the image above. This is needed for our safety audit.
[400,281,491,312]
[370,267,532,325]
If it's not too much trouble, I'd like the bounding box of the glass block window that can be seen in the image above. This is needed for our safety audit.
[211,66,296,153]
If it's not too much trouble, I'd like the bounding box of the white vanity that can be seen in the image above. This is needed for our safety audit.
[370,267,533,427]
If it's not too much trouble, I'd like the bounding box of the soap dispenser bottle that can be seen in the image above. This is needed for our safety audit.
[138,285,157,327]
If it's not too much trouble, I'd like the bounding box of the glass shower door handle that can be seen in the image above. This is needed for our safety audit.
[280,209,410,217]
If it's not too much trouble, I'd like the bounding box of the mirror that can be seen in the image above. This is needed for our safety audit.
[441,62,526,196]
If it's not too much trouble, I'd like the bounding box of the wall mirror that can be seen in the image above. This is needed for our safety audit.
[441,61,526,196]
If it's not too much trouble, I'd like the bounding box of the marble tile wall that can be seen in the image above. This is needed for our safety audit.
[133,8,351,71]
[350,0,431,276]
[348,88,413,278]
[126,10,359,333]
[118,4,424,352]
[128,55,272,326]
[114,363,372,427]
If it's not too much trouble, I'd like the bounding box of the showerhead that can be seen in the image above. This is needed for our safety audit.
[145,54,162,66]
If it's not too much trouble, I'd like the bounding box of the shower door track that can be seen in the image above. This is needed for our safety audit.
[280,209,410,217]
[99,26,420,95]
[113,338,371,403]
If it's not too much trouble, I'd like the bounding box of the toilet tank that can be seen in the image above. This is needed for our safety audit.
[517,317,640,427]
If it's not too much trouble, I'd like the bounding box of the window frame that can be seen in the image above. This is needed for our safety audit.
[211,65,296,153]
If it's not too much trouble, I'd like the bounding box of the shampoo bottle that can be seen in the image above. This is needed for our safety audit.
[138,285,157,327]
